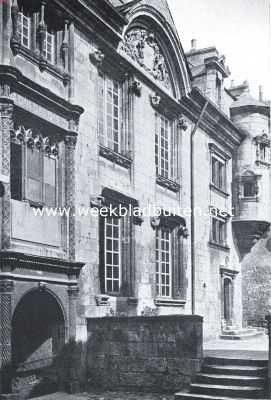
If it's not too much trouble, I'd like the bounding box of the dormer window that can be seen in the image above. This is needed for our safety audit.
[11,1,71,83]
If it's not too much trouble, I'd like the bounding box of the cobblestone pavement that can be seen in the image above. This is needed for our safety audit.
[33,392,174,400]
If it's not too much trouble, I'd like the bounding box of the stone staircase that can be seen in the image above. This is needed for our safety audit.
[220,327,266,340]
[175,356,268,400]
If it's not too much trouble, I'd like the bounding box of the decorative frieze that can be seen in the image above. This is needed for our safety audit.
[177,116,188,131]
[120,29,171,90]
[156,174,180,192]
[99,144,132,169]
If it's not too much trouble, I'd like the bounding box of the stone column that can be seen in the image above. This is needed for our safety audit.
[266,314,271,398]
[67,285,79,340]
[64,132,77,261]
[0,85,14,250]
[0,280,14,394]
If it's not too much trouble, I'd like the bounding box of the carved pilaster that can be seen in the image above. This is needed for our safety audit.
[0,280,14,393]
[68,285,79,339]
[10,0,20,55]
[0,97,14,250]
[65,132,77,261]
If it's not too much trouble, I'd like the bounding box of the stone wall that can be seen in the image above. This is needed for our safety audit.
[86,315,203,393]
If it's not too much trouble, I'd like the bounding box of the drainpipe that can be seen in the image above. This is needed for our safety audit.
[191,99,209,315]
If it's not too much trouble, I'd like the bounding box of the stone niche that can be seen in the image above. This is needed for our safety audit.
[86,315,203,392]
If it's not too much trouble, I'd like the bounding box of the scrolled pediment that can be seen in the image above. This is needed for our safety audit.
[120,28,172,91]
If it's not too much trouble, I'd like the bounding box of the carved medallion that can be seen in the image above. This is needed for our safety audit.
[120,29,171,90]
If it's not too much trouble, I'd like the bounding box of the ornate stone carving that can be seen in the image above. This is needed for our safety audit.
[177,116,188,131]
[11,125,59,156]
[89,49,105,69]
[120,29,171,89]
[129,79,142,96]
[99,144,132,169]
[150,93,161,108]
[156,174,180,192]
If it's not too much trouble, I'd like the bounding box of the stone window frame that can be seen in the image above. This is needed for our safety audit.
[11,0,72,84]
[152,102,181,193]
[209,143,231,197]
[151,211,187,306]
[98,188,138,298]
[10,117,60,209]
[237,171,261,203]
[209,207,230,252]
[254,133,271,167]
[96,65,133,170]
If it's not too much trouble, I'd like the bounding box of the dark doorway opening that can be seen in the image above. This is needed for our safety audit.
[223,278,233,325]
[11,289,65,398]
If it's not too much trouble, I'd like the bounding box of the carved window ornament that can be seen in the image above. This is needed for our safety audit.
[237,171,261,201]
[120,28,171,91]
[89,48,105,69]
[150,210,187,237]
[11,125,59,157]
[254,133,271,167]
[129,79,142,96]
[177,116,188,131]
[150,93,161,108]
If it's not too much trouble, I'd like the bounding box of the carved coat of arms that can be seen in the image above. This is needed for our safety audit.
[120,29,171,90]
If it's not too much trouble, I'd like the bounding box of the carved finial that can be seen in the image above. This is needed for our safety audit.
[150,93,161,108]
[89,49,105,69]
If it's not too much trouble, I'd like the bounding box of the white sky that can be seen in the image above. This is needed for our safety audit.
[167,0,271,101]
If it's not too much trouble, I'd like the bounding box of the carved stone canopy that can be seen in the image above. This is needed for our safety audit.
[120,28,171,91]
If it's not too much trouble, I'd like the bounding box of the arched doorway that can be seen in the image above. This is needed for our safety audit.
[223,278,233,325]
[11,289,65,397]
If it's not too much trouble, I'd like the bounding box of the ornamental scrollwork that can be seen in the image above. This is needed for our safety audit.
[120,29,171,90]
[10,125,59,157]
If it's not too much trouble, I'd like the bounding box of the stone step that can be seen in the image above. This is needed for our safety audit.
[175,392,268,400]
[203,364,268,377]
[190,383,265,398]
[204,357,267,367]
[195,373,265,387]
[220,331,265,340]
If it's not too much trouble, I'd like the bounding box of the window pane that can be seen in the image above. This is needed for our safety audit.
[18,12,31,49]
[26,148,42,203]
[104,217,121,293]
[155,228,172,297]
[44,156,56,207]
[156,114,171,178]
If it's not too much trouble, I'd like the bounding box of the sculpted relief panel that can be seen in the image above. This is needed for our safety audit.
[120,29,172,91]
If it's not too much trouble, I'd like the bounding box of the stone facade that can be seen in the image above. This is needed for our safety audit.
[0,0,264,397]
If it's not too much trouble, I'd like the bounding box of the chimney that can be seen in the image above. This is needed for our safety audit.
[259,85,263,102]
[191,39,197,51]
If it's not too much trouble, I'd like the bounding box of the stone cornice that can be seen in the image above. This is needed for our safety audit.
[0,251,85,277]
[180,88,245,152]
[54,0,127,46]
[0,65,84,129]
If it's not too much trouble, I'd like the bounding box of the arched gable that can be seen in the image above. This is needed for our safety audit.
[119,4,191,99]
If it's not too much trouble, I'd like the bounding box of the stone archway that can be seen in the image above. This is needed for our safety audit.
[11,289,66,397]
